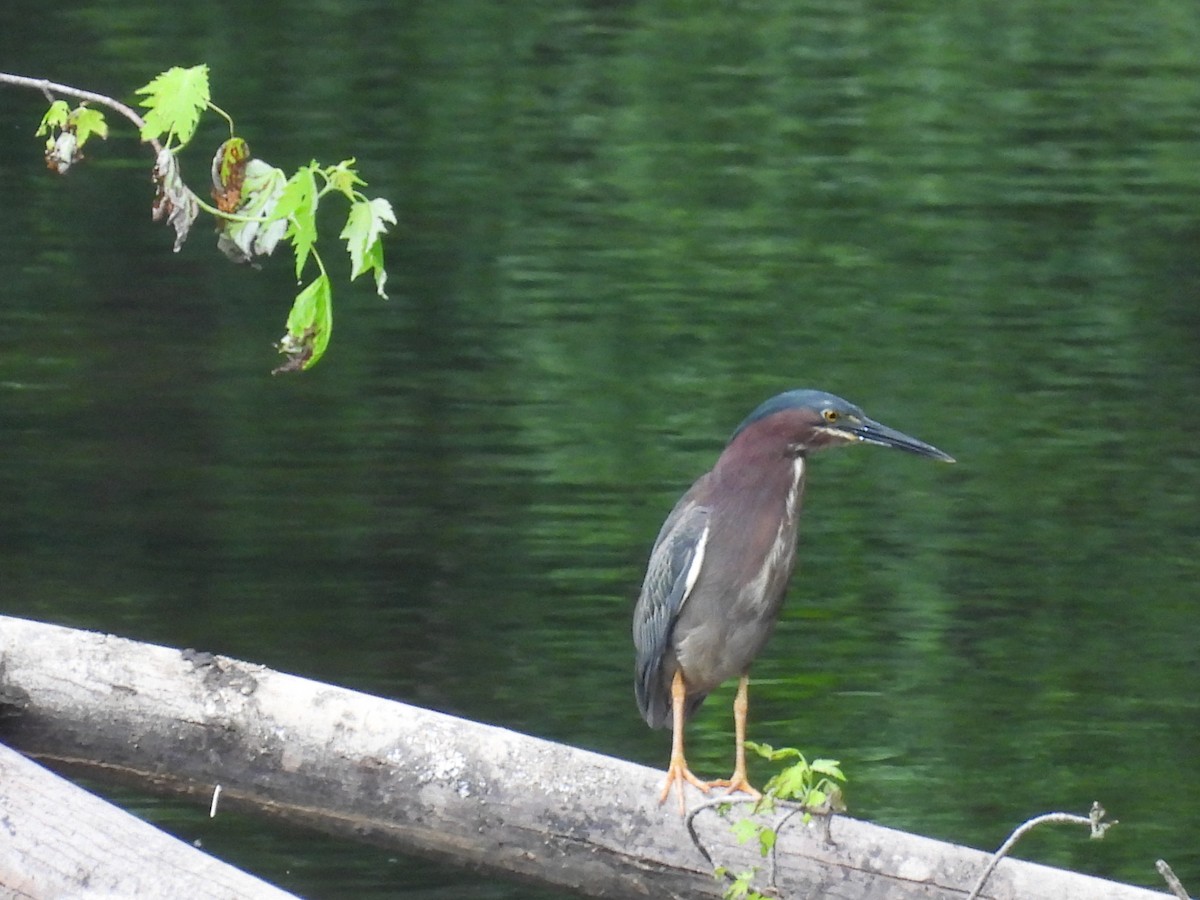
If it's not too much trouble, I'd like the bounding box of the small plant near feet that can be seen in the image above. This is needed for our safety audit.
[689,742,848,900]
[746,741,847,819]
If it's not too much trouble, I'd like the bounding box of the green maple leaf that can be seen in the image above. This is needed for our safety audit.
[276,166,320,278]
[340,197,396,298]
[275,274,333,373]
[35,101,71,137]
[69,107,108,146]
[136,64,211,146]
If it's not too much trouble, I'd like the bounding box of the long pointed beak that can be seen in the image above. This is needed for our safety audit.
[854,418,955,463]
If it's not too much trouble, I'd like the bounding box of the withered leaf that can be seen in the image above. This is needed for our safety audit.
[272,325,318,375]
[210,137,251,214]
[44,131,80,174]
[215,157,288,266]
[151,147,199,252]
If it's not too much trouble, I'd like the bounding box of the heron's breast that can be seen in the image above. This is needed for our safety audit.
[672,457,805,690]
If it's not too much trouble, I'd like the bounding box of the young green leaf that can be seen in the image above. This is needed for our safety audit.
[323,158,366,199]
[730,818,759,846]
[339,197,396,298]
[35,101,71,137]
[770,765,811,800]
[274,274,333,373]
[136,64,211,146]
[747,741,802,763]
[721,869,764,900]
[68,107,108,146]
[275,166,320,279]
[811,759,845,781]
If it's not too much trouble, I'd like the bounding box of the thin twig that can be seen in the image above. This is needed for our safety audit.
[767,804,817,889]
[966,802,1115,900]
[0,72,162,153]
[1157,860,1192,900]
[684,794,758,868]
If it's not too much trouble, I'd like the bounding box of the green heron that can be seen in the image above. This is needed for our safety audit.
[633,389,953,810]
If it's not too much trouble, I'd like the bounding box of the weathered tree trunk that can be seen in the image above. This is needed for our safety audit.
[0,741,299,899]
[0,615,1170,899]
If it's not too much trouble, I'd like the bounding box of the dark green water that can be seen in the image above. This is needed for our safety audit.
[2,2,1199,897]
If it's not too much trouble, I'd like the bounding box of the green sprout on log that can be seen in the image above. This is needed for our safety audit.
[10,65,395,373]
[746,741,847,821]
[687,742,848,900]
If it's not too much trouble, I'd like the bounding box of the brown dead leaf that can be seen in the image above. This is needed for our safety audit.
[271,325,319,375]
[151,148,199,252]
[211,138,251,214]
[44,131,80,174]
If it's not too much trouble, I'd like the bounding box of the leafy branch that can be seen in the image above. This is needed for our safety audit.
[686,742,848,900]
[2,65,395,372]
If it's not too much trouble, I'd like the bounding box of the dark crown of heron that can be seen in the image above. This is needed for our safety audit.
[729,389,864,451]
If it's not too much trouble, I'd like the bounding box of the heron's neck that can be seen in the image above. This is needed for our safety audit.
[713,446,808,514]
[784,455,807,517]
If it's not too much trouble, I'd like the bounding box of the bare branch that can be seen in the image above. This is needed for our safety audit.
[0,72,162,153]
[968,802,1117,900]
[1156,860,1192,900]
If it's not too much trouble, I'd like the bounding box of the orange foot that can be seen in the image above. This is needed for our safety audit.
[659,758,710,813]
[707,770,762,801]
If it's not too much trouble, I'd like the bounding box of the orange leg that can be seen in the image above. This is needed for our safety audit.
[707,675,761,800]
[658,669,710,812]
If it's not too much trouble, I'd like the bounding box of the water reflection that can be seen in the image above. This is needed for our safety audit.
[2,1,1199,896]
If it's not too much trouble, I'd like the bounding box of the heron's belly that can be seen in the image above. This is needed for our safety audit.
[672,587,787,693]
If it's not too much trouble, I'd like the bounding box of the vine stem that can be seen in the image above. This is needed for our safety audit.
[0,72,163,154]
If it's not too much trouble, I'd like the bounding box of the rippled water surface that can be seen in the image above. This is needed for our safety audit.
[2,3,1199,896]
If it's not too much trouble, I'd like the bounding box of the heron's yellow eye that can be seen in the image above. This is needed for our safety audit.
[823,409,840,423]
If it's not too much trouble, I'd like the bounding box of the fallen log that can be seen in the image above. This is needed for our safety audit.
[0,740,299,899]
[0,614,1170,899]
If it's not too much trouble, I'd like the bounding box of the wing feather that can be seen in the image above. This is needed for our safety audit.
[633,496,710,728]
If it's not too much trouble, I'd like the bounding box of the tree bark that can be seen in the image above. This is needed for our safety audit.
[0,615,1170,899]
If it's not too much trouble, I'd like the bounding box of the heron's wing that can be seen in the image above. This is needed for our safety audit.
[633,493,711,728]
